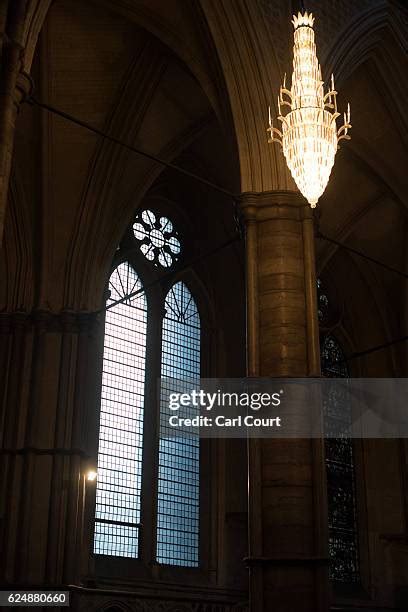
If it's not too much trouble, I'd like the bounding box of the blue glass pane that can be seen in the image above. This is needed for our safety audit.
[94,262,146,558]
[157,282,200,567]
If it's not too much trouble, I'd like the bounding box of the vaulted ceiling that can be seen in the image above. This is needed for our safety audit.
[1,0,407,365]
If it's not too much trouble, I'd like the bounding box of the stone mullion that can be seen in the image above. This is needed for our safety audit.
[139,298,164,568]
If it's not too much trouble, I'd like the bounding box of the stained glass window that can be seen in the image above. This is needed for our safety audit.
[94,262,146,558]
[157,282,201,566]
[321,334,360,583]
[317,278,330,323]
[133,209,181,268]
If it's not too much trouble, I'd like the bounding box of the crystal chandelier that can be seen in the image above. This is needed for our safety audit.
[267,11,351,208]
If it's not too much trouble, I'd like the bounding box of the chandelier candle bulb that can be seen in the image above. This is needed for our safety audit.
[267,11,352,208]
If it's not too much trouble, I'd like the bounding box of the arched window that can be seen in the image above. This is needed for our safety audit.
[93,210,202,568]
[94,263,146,558]
[321,334,360,583]
[318,280,360,583]
[157,282,200,566]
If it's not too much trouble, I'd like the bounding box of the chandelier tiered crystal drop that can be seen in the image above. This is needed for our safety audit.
[267,11,351,208]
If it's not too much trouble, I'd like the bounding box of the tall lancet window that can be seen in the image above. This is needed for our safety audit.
[94,263,147,558]
[319,281,360,584]
[157,283,201,566]
[93,209,203,569]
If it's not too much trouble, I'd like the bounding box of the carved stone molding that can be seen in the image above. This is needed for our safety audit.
[0,309,101,334]
[239,190,311,223]
[71,591,248,612]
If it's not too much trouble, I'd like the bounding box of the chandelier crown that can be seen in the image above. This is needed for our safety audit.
[267,11,351,208]
[291,11,315,29]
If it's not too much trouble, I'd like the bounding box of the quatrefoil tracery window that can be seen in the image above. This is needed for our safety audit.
[133,209,181,268]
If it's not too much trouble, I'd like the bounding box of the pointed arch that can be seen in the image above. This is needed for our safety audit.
[157,281,201,566]
[94,262,147,558]
[200,0,293,192]
[324,3,407,89]
[100,604,132,612]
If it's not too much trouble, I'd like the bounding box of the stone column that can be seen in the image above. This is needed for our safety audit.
[0,310,102,588]
[240,191,329,612]
[0,0,32,245]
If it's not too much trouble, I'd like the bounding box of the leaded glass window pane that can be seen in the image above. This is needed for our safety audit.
[94,262,146,558]
[321,334,360,583]
[157,282,200,566]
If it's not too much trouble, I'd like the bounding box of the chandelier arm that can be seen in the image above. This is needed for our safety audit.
[267,133,283,146]
[278,115,289,126]
[323,90,337,102]
[338,123,351,135]
[268,125,283,138]
[268,138,283,147]
[280,88,293,99]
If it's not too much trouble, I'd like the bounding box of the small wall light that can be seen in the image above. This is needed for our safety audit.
[87,470,97,482]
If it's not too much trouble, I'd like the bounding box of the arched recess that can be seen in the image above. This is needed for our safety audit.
[317,278,370,593]
[200,0,293,192]
[17,0,248,313]
[99,603,132,612]
[319,250,397,377]
[90,196,225,576]
[10,0,301,315]
[324,3,407,89]
[97,0,293,192]
[322,2,408,209]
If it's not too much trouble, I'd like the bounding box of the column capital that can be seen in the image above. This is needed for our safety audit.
[239,190,313,223]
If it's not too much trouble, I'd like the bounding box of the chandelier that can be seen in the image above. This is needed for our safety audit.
[267,11,351,208]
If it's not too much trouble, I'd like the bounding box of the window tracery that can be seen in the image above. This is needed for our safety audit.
[94,211,201,568]
[133,209,181,268]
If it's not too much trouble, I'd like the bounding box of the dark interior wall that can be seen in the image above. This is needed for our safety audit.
[0,1,407,610]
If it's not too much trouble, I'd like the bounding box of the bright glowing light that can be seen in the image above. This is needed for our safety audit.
[87,470,97,482]
[267,11,351,208]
